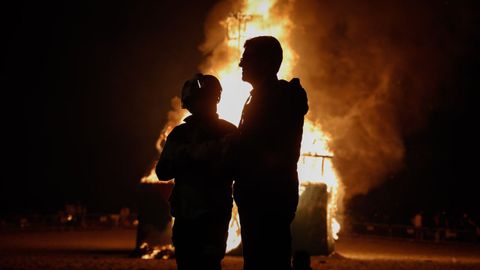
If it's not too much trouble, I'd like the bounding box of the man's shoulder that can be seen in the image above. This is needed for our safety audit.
[278,78,306,94]
[277,78,309,115]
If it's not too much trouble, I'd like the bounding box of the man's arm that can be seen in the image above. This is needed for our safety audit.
[155,138,178,181]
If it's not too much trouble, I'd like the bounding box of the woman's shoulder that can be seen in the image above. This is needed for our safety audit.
[217,118,238,133]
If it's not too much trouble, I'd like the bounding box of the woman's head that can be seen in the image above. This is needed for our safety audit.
[181,73,222,115]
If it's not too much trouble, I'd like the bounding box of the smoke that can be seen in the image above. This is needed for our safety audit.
[198,0,244,73]
[286,0,475,197]
[198,0,476,199]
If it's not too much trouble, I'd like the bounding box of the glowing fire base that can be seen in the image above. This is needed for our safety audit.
[133,183,174,258]
[291,183,335,255]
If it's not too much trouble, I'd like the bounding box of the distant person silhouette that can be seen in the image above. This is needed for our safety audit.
[233,36,309,270]
[156,74,237,270]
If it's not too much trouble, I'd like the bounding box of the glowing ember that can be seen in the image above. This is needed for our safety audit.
[140,243,175,260]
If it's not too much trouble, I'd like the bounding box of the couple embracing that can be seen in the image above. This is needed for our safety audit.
[156,36,309,270]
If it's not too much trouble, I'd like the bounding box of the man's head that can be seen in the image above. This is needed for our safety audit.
[181,73,221,116]
[239,36,283,85]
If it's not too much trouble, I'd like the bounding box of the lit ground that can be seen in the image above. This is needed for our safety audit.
[1,228,479,270]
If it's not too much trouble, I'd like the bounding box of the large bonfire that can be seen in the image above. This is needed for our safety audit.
[142,0,342,254]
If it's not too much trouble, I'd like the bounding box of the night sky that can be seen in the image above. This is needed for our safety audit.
[2,0,480,223]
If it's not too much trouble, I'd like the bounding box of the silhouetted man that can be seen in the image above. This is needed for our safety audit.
[156,74,237,270]
[234,36,309,270]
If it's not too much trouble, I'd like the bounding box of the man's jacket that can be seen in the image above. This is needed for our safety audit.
[234,78,309,212]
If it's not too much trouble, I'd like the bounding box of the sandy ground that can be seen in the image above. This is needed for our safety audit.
[1,228,479,270]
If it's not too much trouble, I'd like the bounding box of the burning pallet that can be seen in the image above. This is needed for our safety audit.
[292,182,335,255]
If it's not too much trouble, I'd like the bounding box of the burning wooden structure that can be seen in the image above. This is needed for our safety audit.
[292,182,335,255]
[292,154,337,255]
[133,173,174,259]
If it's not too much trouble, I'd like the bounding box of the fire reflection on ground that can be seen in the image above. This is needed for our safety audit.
[1,229,479,270]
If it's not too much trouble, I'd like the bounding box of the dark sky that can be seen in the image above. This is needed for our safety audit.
[2,0,480,220]
[2,0,218,214]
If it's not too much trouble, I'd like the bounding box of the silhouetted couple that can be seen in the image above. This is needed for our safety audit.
[156,36,309,270]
